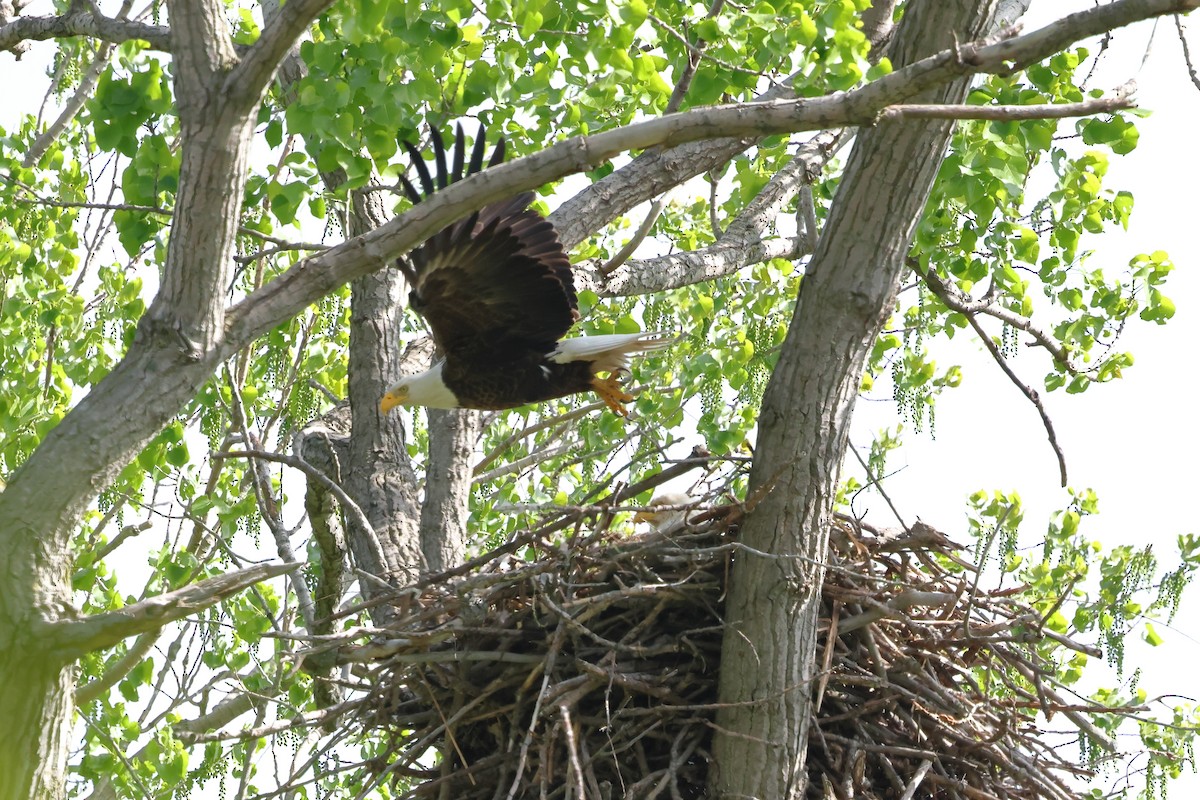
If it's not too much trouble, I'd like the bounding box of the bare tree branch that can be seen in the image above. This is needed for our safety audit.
[923,266,1092,377]
[76,630,160,706]
[23,40,114,167]
[591,235,804,298]
[0,7,170,52]
[880,81,1137,120]
[473,402,608,476]
[44,562,298,658]
[597,195,671,276]
[223,372,317,631]
[918,267,1070,486]
[85,671,279,800]
[583,129,846,296]
[1174,13,1200,91]
[212,448,380,551]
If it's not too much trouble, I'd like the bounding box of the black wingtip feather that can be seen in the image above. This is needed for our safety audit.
[406,125,503,202]
[431,127,448,190]
[398,174,422,206]
[468,127,487,176]
[402,139,435,197]
[488,136,506,168]
[452,123,466,183]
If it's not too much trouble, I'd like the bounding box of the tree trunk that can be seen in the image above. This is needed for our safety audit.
[0,598,72,800]
[420,409,480,572]
[711,1,1001,796]
[0,3,268,794]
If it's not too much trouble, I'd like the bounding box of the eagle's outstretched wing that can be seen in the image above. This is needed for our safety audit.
[395,126,578,360]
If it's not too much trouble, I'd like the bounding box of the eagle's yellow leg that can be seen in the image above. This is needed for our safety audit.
[592,373,635,418]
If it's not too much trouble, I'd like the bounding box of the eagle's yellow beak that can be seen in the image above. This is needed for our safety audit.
[633,510,656,524]
[380,387,407,414]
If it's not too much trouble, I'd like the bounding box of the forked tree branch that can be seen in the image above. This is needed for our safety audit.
[923,266,1095,379]
[582,129,847,296]
[229,0,334,107]
[43,562,298,659]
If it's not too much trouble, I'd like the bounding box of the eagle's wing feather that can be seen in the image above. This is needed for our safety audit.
[398,127,577,361]
[411,207,577,357]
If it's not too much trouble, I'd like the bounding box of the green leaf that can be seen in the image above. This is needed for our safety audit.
[615,315,641,334]
[519,10,543,38]
[1013,226,1039,264]
[618,0,648,27]
[796,12,817,46]
[166,443,189,467]
[1139,289,1175,323]
[265,119,283,148]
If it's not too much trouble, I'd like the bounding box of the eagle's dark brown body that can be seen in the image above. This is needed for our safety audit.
[440,351,595,410]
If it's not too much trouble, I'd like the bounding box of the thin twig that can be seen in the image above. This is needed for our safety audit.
[1175,14,1200,91]
[211,448,380,549]
[848,438,909,531]
[916,268,1068,486]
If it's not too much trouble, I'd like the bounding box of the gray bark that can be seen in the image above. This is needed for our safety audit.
[711,1,1003,797]
[346,260,424,585]
[420,409,480,572]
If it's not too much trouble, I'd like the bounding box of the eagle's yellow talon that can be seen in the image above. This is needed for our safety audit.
[593,374,635,418]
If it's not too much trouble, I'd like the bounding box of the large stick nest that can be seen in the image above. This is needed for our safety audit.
[344,505,1102,799]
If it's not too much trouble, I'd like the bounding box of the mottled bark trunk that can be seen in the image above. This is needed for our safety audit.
[711,1,1001,797]
[420,409,480,573]
[345,268,425,584]
[0,591,72,800]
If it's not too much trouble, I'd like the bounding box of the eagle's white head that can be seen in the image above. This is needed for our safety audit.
[380,362,460,413]
[633,492,695,533]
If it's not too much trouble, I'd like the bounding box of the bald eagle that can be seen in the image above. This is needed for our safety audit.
[633,491,695,533]
[380,126,673,417]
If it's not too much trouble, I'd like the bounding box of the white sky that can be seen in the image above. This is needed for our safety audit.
[2,1,1198,794]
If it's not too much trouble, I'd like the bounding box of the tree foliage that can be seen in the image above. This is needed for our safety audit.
[0,0,1197,798]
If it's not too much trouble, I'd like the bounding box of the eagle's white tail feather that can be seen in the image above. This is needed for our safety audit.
[549,332,676,373]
